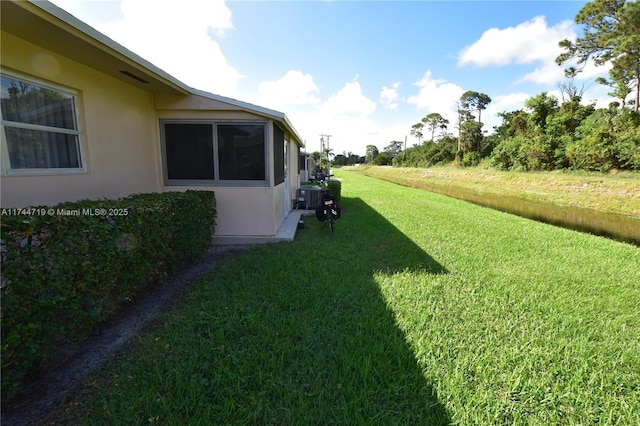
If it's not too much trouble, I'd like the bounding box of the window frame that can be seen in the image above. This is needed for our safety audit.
[0,70,85,175]
[273,123,285,185]
[160,119,270,187]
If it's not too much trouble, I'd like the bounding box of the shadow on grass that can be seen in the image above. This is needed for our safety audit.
[220,196,451,423]
[70,197,451,424]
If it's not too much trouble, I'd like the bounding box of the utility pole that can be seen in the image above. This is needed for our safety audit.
[319,134,332,160]
[404,135,407,161]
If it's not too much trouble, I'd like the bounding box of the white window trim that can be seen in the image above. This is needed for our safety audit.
[1,70,85,176]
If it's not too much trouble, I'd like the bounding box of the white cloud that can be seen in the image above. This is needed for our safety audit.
[482,92,532,132]
[459,16,573,67]
[93,0,241,95]
[258,70,321,110]
[489,92,532,113]
[313,77,380,154]
[240,74,383,155]
[293,111,410,156]
[516,57,610,86]
[458,16,591,87]
[321,76,377,116]
[272,76,408,155]
[406,70,465,125]
[380,82,400,109]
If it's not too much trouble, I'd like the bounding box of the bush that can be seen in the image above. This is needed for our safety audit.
[566,126,616,172]
[327,179,342,205]
[518,135,554,171]
[615,126,640,170]
[491,137,523,170]
[1,190,216,399]
[460,151,480,167]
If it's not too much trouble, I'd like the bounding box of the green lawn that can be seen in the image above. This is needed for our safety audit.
[61,170,639,425]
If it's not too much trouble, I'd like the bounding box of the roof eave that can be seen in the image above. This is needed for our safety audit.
[191,89,305,147]
[26,0,191,95]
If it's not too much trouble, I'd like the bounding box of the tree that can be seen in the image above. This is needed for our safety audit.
[455,100,473,152]
[338,150,356,166]
[459,121,483,157]
[596,64,635,108]
[373,152,392,165]
[333,154,348,166]
[460,90,492,124]
[558,67,590,102]
[556,0,640,111]
[457,91,491,157]
[410,122,424,144]
[524,92,559,131]
[392,136,457,168]
[495,110,529,138]
[365,145,379,165]
[383,140,404,159]
[323,147,334,161]
[422,113,449,141]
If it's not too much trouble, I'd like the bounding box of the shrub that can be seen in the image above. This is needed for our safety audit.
[518,135,554,171]
[327,179,342,205]
[1,190,216,399]
[460,151,480,167]
[491,136,523,170]
[566,126,616,171]
[615,126,640,170]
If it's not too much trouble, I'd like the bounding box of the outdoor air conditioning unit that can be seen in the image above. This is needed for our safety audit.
[296,187,322,209]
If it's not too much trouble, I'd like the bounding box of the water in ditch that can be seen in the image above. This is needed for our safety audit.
[421,183,640,247]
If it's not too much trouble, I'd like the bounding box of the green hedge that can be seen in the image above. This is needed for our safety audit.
[0,190,216,399]
[328,179,342,205]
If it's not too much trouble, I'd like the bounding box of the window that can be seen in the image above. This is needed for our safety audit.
[273,124,285,185]
[162,120,268,185]
[217,124,265,181]
[165,123,214,180]
[1,73,83,173]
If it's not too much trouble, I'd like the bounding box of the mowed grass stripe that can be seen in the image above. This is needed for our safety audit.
[62,170,639,425]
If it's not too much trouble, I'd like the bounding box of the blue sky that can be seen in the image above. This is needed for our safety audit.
[49,0,613,156]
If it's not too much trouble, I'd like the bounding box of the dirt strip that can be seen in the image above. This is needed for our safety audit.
[1,245,249,426]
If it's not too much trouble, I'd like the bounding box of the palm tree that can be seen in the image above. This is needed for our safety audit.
[323,148,334,161]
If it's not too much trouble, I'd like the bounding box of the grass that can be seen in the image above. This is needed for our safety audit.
[349,165,640,217]
[57,170,639,425]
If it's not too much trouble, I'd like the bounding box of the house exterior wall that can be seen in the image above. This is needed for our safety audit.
[271,128,302,235]
[1,31,162,208]
[156,102,293,237]
[2,22,302,238]
[288,138,300,197]
[164,185,275,236]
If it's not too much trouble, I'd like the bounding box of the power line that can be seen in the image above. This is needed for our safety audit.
[319,134,332,159]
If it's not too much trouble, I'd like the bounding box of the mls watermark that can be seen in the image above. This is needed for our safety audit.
[1,208,129,217]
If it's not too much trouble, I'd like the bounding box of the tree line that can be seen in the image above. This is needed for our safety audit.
[364,0,640,172]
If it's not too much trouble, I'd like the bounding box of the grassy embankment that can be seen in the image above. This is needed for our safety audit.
[56,170,639,425]
[346,165,640,216]
[347,165,640,245]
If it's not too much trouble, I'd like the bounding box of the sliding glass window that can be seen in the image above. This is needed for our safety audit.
[162,120,268,186]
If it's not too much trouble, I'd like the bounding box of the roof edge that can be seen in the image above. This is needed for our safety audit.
[29,0,192,95]
[26,1,305,146]
[191,89,304,146]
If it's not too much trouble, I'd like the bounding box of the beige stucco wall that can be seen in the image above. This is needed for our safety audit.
[287,138,300,202]
[1,31,162,208]
[165,186,277,236]
[156,101,290,237]
[2,33,301,237]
